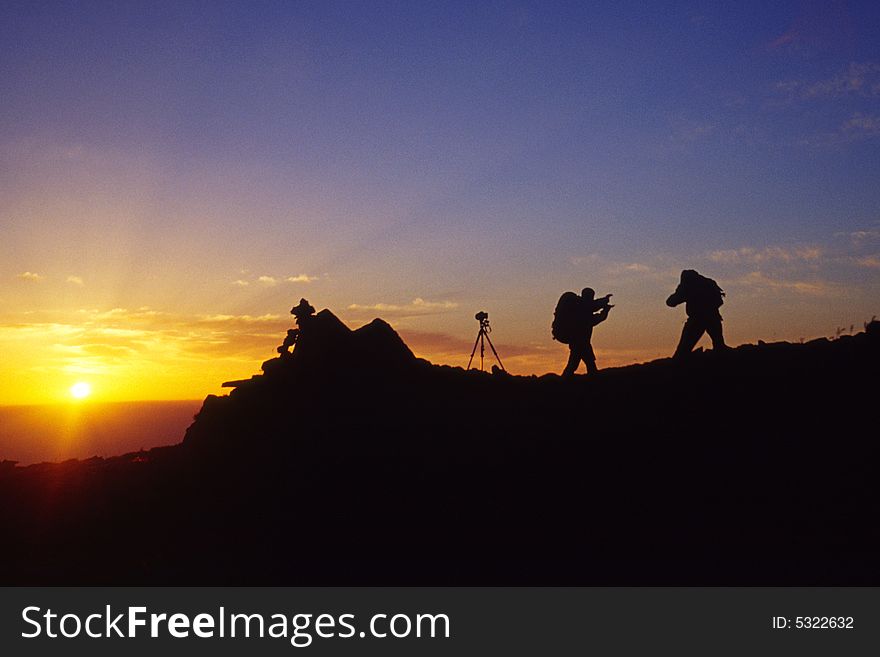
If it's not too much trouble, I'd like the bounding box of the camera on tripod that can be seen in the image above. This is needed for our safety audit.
[467,310,504,372]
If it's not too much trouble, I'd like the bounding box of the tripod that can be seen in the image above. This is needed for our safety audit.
[467,313,506,372]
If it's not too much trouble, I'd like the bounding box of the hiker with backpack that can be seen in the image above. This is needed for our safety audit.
[666,270,727,358]
[553,287,613,377]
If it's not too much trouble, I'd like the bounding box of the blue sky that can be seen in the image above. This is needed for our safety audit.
[1,1,879,401]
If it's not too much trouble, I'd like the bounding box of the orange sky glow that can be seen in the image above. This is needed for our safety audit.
[2,3,879,406]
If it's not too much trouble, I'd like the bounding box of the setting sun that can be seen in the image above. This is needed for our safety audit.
[70,382,92,400]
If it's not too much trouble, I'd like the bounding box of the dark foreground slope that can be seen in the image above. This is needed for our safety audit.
[1,312,878,585]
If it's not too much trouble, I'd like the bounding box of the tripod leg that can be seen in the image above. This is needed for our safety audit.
[467,330,482,370]
[480,331,485,371]
[484,332,506,372]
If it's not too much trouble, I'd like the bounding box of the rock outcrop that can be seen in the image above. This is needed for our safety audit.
[0,313,878,585]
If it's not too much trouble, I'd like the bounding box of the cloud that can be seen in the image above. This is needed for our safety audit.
[732,271,833,296]
[768,30,798,50]
[707,246,822,265]
[346,298,459,318]
[79,343,141,359]
[839,227,880,244]
[80,307,164,323]
[605,262,652,274]
[778,62,880,100]
[0,307,293,381]
[16,272,44,282]
[234,274,319,286]
[569,254,601,267]
[796,112,880,148]
[196,313,283,326]
[842,113,880,138]
[66,275,84,285]
[572,254,661,274]
[856,255,880,269]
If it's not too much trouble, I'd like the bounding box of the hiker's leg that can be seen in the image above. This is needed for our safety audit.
[706,315,727,350]
[585,343,598,374]
[563,344,582,376]
[674,318,705,358]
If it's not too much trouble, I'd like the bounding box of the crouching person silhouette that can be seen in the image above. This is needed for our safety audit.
[277,298,316,355]
[553,287,613,376]
[666,270,727,358]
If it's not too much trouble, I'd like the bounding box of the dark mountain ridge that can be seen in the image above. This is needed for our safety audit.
[1,311,878,584]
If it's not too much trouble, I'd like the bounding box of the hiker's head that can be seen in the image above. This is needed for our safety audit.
[290,298,316,320]
[581,287,596,301]
[680,269,699,284]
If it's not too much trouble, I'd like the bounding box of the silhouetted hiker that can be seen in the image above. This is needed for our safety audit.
[277,298,316,355]
[553,287,613,376]
[666,270,727,358]
[277,329,298,356]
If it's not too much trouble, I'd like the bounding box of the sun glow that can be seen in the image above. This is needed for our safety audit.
[70,381,92,400]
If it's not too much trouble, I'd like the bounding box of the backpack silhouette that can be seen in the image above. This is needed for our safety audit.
[552,292,581,344]
[692,273,725,310]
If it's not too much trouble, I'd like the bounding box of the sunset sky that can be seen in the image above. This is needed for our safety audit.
[2,1,879,405]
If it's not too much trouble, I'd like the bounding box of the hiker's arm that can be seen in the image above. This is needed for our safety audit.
[666,286,684,307]
[593,307,611,325]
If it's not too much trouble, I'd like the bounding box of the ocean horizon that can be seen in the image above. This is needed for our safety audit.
[0,400,203,465]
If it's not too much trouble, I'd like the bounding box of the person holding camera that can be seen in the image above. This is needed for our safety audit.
[553,287,613,377]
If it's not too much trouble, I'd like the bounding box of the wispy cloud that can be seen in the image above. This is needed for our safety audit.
[775,63,880,138]
[196,313,283,326]
[347,298,459,318]
[0,307,292,378]
[80,307,164,322]
[842,112,880,138]
[704,234,880,280]
[768,30,798,50]
[856,255,880,269]
[569,254,601,267]
[786,63,880,100]
[805,113,880,147]
[774,62,880,147]
[764,2,856,54]
[732,271,834,296]
[605,262,652,274]
[66,275,84,285]
[16,271,44,282]
[571,253,683,281]
[707,245,822,265]
[838,227,880,244]
[233,274,319,287]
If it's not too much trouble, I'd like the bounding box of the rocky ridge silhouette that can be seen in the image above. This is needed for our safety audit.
[0,311,878,585]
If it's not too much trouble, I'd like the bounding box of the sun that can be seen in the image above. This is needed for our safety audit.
[70,381,92,400]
